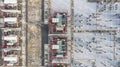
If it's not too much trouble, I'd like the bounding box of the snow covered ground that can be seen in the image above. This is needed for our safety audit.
[73,60,95,67]
[74,0,120,30]
[116,32,120,60]
[51,0,71,16]
[50,0,120,67]
[73,0,120,67]
[73,32,116,67]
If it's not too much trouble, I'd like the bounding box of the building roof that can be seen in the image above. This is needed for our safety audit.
[4,56,17,62]
[4,17,17,22]
[4,35,17,41]
[52,45,59,49]
[4,29,12,32]
[52,18,59,23]
[56,26,64,31]
[1,10,21,13]
[56,55,63,57]
[3,47,21,52]
[4,0,17,4]
[0,18,4,23]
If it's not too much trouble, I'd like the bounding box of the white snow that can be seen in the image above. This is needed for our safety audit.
[50,0,120,66]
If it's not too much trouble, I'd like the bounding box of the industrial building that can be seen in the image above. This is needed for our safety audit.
[0,0,22,66]
[48,11,68,66]
[49,12,68,34]
[46,4,69,66]
[49,36,68,67]
[49,36,67,58]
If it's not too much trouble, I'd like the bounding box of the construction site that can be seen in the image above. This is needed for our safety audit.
[0,0,120,67]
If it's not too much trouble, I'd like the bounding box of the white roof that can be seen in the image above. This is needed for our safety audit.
[4,17,17,22]
[45,44,49,49]
[1,28,21,31]
[56,27,64,30]
[0,18,4,23]
[7,64,14,66]
[4,29,12,32]
[3,47,21,52]
[52,45,59,49]
[4,0,17,4]
[4,35,17,41]
[4,56,17,62]
[1,10,21,13]
[7,43,14,45]
[44,19,49,24]
[52,18,59,23]
[56,55,63,57]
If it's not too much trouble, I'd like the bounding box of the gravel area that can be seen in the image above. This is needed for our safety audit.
[27,0,42,67]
